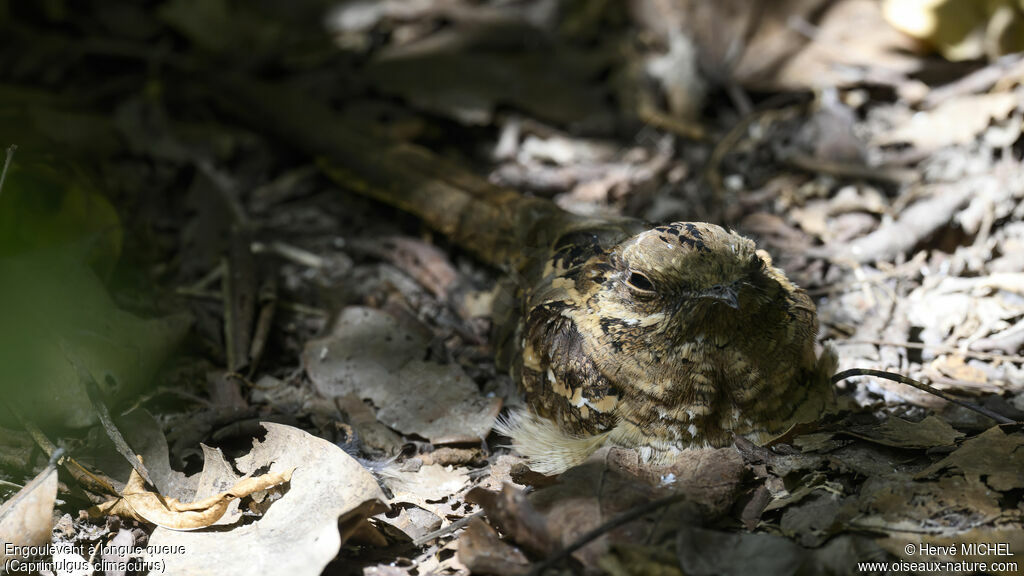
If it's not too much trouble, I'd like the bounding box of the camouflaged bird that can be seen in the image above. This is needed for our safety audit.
[318,144,837,473]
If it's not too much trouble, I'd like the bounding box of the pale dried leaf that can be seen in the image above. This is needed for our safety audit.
[374,504,442,542]
[101,528,135,576]
[383,463,471,502]
[145,423,387,576]
[303,306,501,444]
[0,466,57,565]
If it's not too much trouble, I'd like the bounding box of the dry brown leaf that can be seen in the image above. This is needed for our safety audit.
[841,415,964,449]
[781,493,847,547]
[89,462,293,530]
[466,446,742,573]
[466,484,554,558]
[350,236,458,299]
[477,454,525,492]
[762,475,836,514]
[917,426,1024,491]
[189,444,245,526]
[457,517,530,576]
[858,475,1001,529]
[102,528,135,576]
[335,393,404,455]
[792,432,846,453]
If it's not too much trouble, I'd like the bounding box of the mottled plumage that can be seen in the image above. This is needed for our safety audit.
[317,144,835,473]
[502,221,836,471]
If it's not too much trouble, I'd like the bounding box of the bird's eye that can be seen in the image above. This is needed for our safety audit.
[626,271,656,294]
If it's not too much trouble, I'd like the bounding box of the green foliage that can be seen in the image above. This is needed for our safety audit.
[0,162,188,429]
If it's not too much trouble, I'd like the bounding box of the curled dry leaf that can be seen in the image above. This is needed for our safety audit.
[145,423,387,576]
[79,407,199,520]
[89,465,294,530]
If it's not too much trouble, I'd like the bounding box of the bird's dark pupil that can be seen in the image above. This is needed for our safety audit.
[628,272,655,292]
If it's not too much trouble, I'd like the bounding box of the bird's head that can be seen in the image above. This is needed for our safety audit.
[583,222,782,342]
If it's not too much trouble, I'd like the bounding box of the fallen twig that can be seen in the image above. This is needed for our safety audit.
[831,368,1015,425]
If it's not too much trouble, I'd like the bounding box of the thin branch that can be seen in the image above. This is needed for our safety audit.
[831,368,1015,425]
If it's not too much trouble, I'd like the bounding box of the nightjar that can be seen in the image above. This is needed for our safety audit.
[319,146,836,473]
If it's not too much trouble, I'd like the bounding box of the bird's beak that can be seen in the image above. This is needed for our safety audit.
[701,284,739,309]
